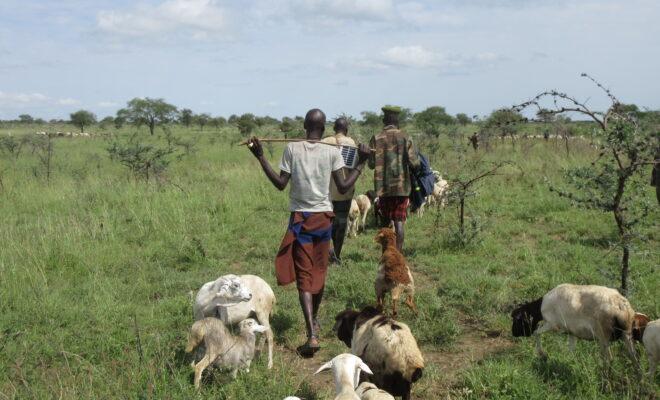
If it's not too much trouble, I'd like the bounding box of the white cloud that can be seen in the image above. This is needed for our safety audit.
[339,45,504,73]
[0,90,79,108]
[97,0,228,38]
[382,45,445,68]
[294,0,395,21]
[56,98,79,106]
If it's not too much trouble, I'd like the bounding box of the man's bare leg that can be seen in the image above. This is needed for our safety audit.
[298,290,320,355]
[393,220,405,251]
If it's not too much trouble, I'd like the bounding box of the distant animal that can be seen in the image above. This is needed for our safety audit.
[374,228,417,317]
[314,353,374,400]
[365,190,382,227]
[185,318,267,389]
[355,194,372,232]
[334,306,424,400]
[348,198,360,238]
[356,382,395,400]
[193,274,276,369]
[511,284,642,367]
[640,318,659,376]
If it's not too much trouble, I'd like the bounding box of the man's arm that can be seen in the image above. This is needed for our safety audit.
[247,137,290,191]
[333,144,371,194]
[367,135,376,169]
[407,138,421,172]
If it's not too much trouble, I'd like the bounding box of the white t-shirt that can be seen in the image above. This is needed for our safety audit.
[279,142,345,212]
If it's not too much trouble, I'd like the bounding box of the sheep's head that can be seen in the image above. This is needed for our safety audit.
[238,318,268,335]
[374,228,396,247]
[511,297,543,337]
[216,275,252,303]
[333,309,360,348]
[632,312,650,341]
[314,353,373,390]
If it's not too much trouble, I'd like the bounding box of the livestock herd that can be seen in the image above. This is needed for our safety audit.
[183,185,658,399]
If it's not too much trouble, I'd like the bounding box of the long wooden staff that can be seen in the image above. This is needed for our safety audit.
[239,138,374,151]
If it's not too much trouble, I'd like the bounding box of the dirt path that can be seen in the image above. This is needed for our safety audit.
[272,249,514,399]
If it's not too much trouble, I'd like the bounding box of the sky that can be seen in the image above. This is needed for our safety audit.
[0,0,659,120]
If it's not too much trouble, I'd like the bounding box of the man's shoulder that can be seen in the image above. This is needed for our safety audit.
[321,136,337,144]
[376,127,409,142]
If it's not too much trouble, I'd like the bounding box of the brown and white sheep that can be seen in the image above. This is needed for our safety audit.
[511,284,641,367]
[374,228,417,317]
[185,318,267,388]
[334,306,424,400]
[193,274,276,369]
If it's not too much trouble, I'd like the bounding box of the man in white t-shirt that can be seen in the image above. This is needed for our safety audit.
[247,109,369,356]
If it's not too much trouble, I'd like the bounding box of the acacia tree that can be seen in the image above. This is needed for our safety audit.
[484,109,524,143]
[195,113,210,131]
[415,106,455,137]
[118,98,178,135]
[179,108,193,127]
[70,110,97,133]
[513,73,656,294]
[456,113,472,126]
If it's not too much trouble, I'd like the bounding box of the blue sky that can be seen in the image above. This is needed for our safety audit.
[0,0,658,120]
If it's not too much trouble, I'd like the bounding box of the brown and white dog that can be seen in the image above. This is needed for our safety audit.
[374,228,417,317]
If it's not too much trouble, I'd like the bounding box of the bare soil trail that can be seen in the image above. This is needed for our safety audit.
[273,264,514,399]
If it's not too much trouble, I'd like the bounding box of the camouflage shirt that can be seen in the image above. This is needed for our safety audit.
[368,126,420,197]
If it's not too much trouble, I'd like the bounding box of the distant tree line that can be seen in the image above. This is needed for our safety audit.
[4,98,658,141]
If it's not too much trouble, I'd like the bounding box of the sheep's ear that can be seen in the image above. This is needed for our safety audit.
[314,361,332,375]
[358,360,373,375]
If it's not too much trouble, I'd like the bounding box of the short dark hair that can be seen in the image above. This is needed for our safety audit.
[334,117,349,133]
[304,108,326,132]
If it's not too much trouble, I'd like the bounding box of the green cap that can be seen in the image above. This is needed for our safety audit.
[381,105,402,114]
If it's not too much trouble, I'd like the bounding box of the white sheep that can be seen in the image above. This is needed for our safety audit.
[185,317,267,389]
[194,274,276,369]
[334,307,424,400]
[642,319,659,376]
[355,194,371,232]
[314,353,374,400]
[511,284,641,367]
[347,199,360,238]
[355,382,395,400]
[193,274,253,320]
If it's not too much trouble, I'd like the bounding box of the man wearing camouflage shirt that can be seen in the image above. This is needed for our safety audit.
[368,105,420,251]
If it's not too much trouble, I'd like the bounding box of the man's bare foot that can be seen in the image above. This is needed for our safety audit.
[296,335,320,358]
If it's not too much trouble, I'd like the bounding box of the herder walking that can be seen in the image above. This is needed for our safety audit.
[322,117,356,265]
[368,105,420,251]
[247,109,369,356]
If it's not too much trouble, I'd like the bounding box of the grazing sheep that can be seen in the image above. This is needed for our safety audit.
[283,397,302,400]
[356,382,395,400]
[193,274,253,320]
[374,228,417,317]
[185,318,267,388]
[511,284,641,367]
[217,275,276,369]
[641,318,659,376]
[355,194,372,232]
[334,306,424,400]
[314,353,373,400]
[347,198,361,238]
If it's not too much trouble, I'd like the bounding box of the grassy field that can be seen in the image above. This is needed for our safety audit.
[0,123,657,399]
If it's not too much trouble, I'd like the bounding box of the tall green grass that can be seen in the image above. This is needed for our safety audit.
[0,124,657,399]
